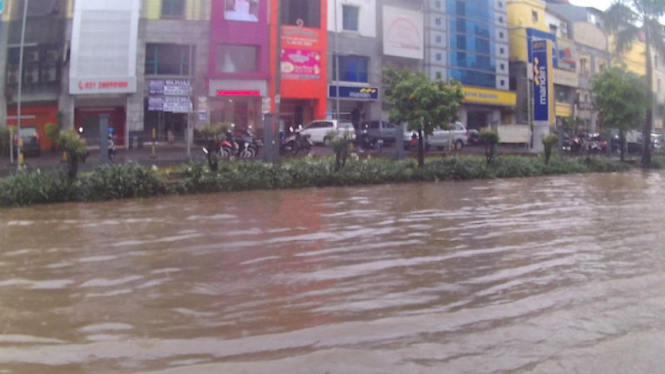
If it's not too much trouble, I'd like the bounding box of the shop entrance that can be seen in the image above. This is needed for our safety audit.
[467,111,489,130]
[75,108,126,147]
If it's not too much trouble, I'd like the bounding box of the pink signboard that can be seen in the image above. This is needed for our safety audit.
[281,48,321,80]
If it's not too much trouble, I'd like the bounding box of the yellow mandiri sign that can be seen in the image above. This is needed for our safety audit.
[463,87,517,106]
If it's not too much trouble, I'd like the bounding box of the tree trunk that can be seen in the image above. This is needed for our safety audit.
[417,128,425,168]
[643,38,654,167]
[620,131,625,162]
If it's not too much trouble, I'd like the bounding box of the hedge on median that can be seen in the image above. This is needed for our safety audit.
[0,156,633,208]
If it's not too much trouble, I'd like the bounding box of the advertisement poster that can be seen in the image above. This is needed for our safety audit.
[149,80,191,96]
[556,39,577,71]
[382,5,424,60]
[225,0,259,22]
[281,25,319,48]
[281,49,321,80]
[532,40,554,124]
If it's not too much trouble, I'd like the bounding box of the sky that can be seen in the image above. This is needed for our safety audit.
[569,0,612,11]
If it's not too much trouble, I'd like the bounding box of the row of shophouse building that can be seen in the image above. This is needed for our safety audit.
[0,0,662,150]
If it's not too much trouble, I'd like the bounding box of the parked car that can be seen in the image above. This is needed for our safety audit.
[14,127,41,157]
[364,121,397,143]
[404,122,468,151]
[300,120,356,145]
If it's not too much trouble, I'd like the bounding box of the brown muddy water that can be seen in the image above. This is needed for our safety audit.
[2,171,665,373]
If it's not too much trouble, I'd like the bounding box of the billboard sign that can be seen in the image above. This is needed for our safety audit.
[383,5,424,60]
[328,86,379,100]
[532,40,554,124]
[281,48,321,80]
[224,0,259,22]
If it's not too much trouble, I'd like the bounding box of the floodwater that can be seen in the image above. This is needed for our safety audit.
[2,171,665,374]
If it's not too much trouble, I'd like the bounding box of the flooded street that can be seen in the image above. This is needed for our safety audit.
[3,171,665,373]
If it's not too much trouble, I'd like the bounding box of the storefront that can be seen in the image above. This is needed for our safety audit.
[462,87,517,129]
[145,79,192,142]
[328,85,380,129]
[68,0,140,147]
[7,105,58,151]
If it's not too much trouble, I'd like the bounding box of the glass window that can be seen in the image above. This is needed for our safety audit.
[498,16,503,23]
[497,1,503,8]
[436,18,442,26]
[436,71,443,79]
[162,0,185,18]
[145,44,193,76]
[532,11,538,23]
[281,0,321,28]
[447,1,493,23]
[449,33,494,55]
[436,53,442,61]
[436,1,442,9]
[450,68,496,88]
[342,5,359,31]
[449,51,496,72]
[216,45,258,73]
[436,35,442,43]
[449,19,493,39]
[334,56,369,83]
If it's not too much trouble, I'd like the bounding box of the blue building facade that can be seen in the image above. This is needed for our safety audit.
[424,0,514,130]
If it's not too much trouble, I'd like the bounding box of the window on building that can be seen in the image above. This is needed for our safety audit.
[145,44,193,75]
[499,31,505,38]
[557,87,568,103]
[510,77,517,90]
[500,63,505,71]
[580,58,589,75]
[216,45,258,73]
[500,79,506,87]
[498,16,503,23]
[435,1,442,9]
[436,53,442,61]
[549,25,558,35]
[532,11,538,23]
[342,5,359,31]
[281,0,321,28]
[162,0,185,18]
[436,71,443,80]
[499,47,505,55]
[436,18,442,26]
[334,55,369,82]
[436,35,442,43]
[6,45,60,85]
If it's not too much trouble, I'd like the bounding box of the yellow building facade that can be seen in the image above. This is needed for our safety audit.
[508,0,548,62]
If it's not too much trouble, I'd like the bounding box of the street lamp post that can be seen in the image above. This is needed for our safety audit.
[16,0,29,169]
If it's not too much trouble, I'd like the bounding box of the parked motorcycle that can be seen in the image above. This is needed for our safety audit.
[281,127,313,155]
[220,128,261,159]
[356,129,383,153]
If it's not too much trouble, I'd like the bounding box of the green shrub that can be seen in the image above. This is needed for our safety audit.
[83,163,168,201]
[59,129,87,180]
[479,130,500,165]
[542,134,558,165]
[0,170,81,207]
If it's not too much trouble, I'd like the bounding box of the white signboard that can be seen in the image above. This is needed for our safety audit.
[69,0,140,95]
[383,5,424,60]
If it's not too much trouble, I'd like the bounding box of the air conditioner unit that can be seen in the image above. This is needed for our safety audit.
[25,50,40,63]
[42,66,58,82]
[6,67,19,84]
[24,66,39,84]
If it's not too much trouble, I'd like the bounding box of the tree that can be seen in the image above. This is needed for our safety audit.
[542,134,559,165]
[45,123,60,152]
[384,68,465,167]
[604,0,665,166]
[59,129,87,180]
[479,129,500,165]
[200,123,230,172]
[592,67,647,161]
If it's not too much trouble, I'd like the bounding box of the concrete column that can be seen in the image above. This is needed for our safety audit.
[0,20,8,128]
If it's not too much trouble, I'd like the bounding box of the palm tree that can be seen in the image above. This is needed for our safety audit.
[604,0,665,167]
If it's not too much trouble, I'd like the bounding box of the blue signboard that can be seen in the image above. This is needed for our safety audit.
[527,28,557,68]
[329,85,379,101]
[532,40,552,123]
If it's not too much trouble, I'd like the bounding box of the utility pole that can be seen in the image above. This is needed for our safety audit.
[16,0,29,169]
[333,0,340,120]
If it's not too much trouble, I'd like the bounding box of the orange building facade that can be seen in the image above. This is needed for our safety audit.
[269,0,328,129]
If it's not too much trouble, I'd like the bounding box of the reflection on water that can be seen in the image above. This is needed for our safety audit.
[2,171,665,373]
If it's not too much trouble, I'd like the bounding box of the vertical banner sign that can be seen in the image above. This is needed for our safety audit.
[532,40,555,125]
